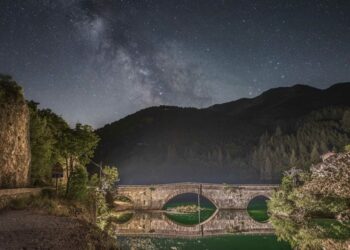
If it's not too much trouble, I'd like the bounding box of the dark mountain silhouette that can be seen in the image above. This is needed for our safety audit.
[93,83,350,184]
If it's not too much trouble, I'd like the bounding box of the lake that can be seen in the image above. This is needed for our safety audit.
[110,193,291,249]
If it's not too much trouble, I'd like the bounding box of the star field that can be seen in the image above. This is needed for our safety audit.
[0,0,349,127]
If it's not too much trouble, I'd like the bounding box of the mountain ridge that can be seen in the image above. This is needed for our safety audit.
[93,82,350,184]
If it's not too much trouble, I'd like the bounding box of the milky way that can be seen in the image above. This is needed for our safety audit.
[0,0,349,127]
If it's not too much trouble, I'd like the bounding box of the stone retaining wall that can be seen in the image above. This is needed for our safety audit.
[0,188,42,210]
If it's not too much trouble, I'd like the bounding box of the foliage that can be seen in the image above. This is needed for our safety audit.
[61,123,100,167]
[28,101,69,185]
[29,104,54,185]
[268,152,350,249]
[0,75,24,103]
[89,173,100,187]
[27,98,113,230]
[66,166,89,201]
[253,107,350,180]
[89,165,119,230]
[62,123,100,197]
[101,166,119,191]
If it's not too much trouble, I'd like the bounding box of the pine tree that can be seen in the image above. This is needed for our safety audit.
[310,143,320,164]
[342,110,350,132]
[320,141,328,154]
[289,149,297,167]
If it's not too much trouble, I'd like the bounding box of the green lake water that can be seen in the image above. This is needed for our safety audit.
[118,235,291,250]
[115,196,292,249]
[163,197,269,225]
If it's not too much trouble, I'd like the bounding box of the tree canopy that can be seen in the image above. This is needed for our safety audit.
[268,152,350,250]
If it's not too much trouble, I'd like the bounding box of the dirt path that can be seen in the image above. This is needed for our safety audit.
[0,210,115,250]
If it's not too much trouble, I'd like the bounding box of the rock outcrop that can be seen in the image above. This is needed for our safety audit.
[0,75,30,188]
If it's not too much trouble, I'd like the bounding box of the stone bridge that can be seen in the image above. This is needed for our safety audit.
[112,210,274,237]
[115,183,278,210]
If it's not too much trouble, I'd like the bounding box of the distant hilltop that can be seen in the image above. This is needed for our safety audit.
[93,82,350,184]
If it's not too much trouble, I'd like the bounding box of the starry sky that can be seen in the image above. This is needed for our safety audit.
[0,0,349,127]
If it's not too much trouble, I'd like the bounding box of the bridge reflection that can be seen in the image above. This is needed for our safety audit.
[111,209,273,237]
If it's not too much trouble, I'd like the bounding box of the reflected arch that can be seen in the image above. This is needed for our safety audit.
[109,211,135,225]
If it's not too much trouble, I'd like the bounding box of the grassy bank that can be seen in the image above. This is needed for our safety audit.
[2,193,118,249]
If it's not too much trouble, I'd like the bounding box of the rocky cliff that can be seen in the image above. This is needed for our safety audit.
[0,75,30,188]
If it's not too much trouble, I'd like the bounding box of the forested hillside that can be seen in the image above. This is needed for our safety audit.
[252,108,350,180]
[94,83,350,184]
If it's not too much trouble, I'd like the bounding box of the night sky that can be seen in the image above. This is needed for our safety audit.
[1,0,349,127]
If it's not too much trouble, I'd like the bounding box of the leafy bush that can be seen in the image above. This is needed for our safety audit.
[41,188,56,199]
[66,166,89,201]
[268,152,350,249]
[0,75,24,103]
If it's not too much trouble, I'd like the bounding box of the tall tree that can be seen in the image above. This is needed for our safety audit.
[28,101,69,185]
[62,123,100,196]
[342,110,350,132]
[28,101,54,185]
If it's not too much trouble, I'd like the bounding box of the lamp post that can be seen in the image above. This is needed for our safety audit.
[52,162,64,197]
[198,184,201,225]
[89,159,103,188]
[88,159,103,223]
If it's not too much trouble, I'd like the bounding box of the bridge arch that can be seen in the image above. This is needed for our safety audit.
[246,195,270,223]
[113,193,135,210]
[162,191,219,210]
[242,191,273,209]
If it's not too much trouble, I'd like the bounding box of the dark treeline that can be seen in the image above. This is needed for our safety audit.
[252,107,350,180]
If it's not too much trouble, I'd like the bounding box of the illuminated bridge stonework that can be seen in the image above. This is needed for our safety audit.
[115,183,279,210]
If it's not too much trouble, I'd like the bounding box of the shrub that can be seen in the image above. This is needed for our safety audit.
[66,166,89,201]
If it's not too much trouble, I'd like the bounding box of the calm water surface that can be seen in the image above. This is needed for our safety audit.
[112,209,291,249]
[118,234,291,250]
